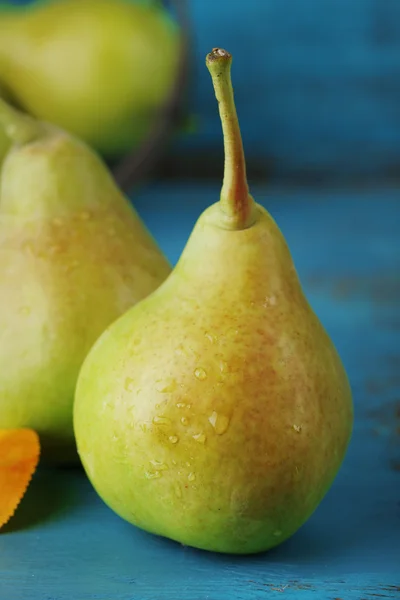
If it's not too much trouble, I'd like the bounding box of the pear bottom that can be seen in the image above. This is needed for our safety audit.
[79,448,343,555]
[75,311,352,554]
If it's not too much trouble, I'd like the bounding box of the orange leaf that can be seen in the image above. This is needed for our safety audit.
[0,429,40,529]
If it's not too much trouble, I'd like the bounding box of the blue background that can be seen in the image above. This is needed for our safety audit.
[6,0,400,179]
[184,0,400,179]
[0,2,399,599]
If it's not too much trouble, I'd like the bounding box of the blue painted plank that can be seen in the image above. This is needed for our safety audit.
[3,0,400,176]
[0,184,398,600]
[179,0,400,177]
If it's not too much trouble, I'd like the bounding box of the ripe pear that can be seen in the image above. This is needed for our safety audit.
[74,49,353,554]
[0,99,171,465]
[0,121,9,165]
[0,0,180,157]
[0,86,11,164]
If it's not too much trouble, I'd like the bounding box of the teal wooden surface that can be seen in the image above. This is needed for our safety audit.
[185,0,400,176]
[0,183,399,599]
[5,0,400,178]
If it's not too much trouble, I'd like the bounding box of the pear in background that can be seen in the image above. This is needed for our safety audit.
[0,99,171,464]
[74,49,353,554]
[0,0,180,157]
[0,122,9,165]
[0,84,11,164]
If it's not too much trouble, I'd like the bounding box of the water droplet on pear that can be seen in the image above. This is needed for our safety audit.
[194,368,207,381]
[149,460,168,471]
[145,471,161,480]
[208,411,230,435]
[153,416,171,425]
[156,379,177,393]
[124,377,135,392]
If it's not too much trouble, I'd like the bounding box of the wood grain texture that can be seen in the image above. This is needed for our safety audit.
[0,183,399,599]
[178,0,400,179]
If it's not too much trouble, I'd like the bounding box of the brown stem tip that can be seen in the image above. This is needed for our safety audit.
[206,48,232,62]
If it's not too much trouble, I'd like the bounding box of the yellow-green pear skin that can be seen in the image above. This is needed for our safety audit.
[0,87,11,164]
[0,0,180,157]
[0,123,9,165]
[0,104,171,464]
[74,49,353,554]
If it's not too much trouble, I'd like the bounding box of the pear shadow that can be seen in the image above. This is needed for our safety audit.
[177,496,395,569]
[130,483,388,568]
[121,510,341,565]
[1,465,83,534]
[161,524,343,568]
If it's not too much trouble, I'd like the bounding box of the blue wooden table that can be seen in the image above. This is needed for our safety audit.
[1,183,399,599]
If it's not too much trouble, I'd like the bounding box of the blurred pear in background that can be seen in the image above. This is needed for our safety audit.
[0,124,10,165]
[0,83,11,164]
[0,0,181,159]
[0,96,172,464]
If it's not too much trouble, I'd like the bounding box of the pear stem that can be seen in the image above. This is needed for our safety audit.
[206,48,255,229]
[0,97,43,146]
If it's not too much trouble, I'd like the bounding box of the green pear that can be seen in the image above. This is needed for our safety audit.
[0,85,11,164]
[0,121,9,165]
[0,0,180,157]
[0,99,171,464]
[74,49,353,554]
